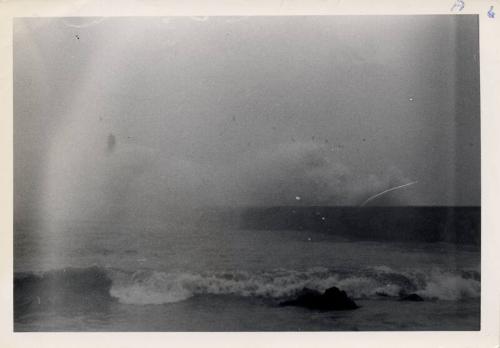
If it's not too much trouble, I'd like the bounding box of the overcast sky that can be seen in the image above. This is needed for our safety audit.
[14,16,480,222]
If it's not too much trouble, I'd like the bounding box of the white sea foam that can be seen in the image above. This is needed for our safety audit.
[107,267,480,305]
[415,270,480,301]
[110,272,195,304]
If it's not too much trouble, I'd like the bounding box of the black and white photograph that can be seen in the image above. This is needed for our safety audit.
[13,15,481,332]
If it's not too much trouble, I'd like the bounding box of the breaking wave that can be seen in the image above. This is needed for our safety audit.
[14,266,480,308]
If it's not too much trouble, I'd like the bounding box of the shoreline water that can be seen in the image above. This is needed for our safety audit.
[14,261,480,331]
[15,294,480,332]
[14,207,481,331]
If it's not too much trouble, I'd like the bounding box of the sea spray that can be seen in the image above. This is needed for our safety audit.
[15,265,479,307]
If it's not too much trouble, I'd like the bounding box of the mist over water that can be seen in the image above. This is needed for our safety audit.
[42,130,416,224]
[14,16,480,226]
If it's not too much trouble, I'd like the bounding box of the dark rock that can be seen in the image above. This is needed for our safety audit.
[280,287,359,310]
[399,293,424,302]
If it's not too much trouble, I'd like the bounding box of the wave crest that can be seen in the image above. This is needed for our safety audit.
[14,266,480,307]
[107,266,480,305]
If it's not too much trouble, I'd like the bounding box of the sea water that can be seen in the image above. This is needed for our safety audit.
[14,218,480,331]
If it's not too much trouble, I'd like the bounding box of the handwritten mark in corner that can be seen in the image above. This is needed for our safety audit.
[451,0,465,11]
[488,6,495,18]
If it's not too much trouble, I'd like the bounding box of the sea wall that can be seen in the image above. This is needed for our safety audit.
[239,206,480,245]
